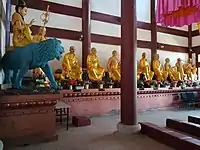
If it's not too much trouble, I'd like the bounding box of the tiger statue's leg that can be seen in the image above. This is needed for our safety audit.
[3,67,11,84]
[15,65,29,89]
[41,63,57,89]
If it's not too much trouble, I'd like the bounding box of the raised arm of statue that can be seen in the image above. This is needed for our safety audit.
[87,56,92,69]
[107,58,112,71]
[12,13,24,31]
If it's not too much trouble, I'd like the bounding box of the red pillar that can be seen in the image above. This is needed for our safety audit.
[188,25,192,59]
[82,0,91,68]
[118,0,140,133]
[151,0,157,62]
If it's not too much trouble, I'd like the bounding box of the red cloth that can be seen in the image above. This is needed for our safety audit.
[156,0,200,27]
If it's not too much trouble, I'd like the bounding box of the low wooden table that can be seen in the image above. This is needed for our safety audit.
[55,102,71,130]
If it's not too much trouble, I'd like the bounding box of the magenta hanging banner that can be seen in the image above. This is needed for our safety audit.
[156,0,200,27]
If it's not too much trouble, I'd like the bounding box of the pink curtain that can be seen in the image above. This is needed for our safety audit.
[156,0,200,27]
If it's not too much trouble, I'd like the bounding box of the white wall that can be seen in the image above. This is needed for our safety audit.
[0,0,6,84]
[44,0,82,8]
[192,23,198,31]
[2,0,7,13]
[1,21,6,57]
[157,32,188,47]
[192,23,200,47]
[157,50,188,66]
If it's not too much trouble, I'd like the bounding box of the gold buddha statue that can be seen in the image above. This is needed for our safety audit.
[163,58,171,80]
[107,50,121,81]
[152,54,164,81]
[163,58,181,81]
[184,58,197,80]
[12,0,35,47]
[87,48,104,81]
[175,58,186,80]
[61,46,82,81]
[33,27,47,43]
[138,52,154,80]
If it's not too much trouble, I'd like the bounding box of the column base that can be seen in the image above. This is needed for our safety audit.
[117,122,141,134]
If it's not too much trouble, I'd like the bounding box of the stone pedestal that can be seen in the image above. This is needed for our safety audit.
[117,123,141,134]
[0,93,62,146]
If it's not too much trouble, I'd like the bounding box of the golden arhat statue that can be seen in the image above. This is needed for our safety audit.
[138,52,154,80]
[61,46,83,81]
[152,54,164,81]
[87,48,105,81]
[107,50,121,81]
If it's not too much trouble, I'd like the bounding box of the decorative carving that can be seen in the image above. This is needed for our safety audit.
[61,88,200,101]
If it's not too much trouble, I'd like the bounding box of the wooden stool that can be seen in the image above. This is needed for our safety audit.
[54,102,71,130]
[72,116,91,127]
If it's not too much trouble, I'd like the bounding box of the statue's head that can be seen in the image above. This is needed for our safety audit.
[142,52,146,58]
[177,58,181,63]
[54,39,64,60]
[165,58,170,63]
[15,0,28,17]
[38,27,46,36]
[69,46,75,53]
[187,58,192,63]
[91,48,97,55]
[154,54,159,60]
[38,38,64,62]
[112,50,117,56]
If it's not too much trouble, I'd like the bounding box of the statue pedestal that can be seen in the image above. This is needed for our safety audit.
[0,92,62,146]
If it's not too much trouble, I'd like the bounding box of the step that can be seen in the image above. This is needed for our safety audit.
[166,118,200,138]
[188,116,200,125]
[140,122,200,150]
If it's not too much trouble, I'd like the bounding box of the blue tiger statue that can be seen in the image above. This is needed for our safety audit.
[0,38,64,89]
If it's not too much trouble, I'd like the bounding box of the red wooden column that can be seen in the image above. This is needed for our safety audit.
[82,0,91,68]
[117,0,141,134]
[151,0,157,62]
[188,25,192,59]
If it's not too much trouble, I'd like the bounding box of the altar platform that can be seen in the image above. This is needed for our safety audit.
[0,90,62,146]
[60,88,200,116]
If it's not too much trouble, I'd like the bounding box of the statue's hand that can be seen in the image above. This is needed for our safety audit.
[29,19,36,27]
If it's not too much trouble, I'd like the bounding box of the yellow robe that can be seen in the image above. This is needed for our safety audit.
[87,54,104,81]
[138,58,154,80]
[12,12,33,47]
[107,56,121,81]
[152,60,163,81]
[175,62,185,80]
[62,53,82,81]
